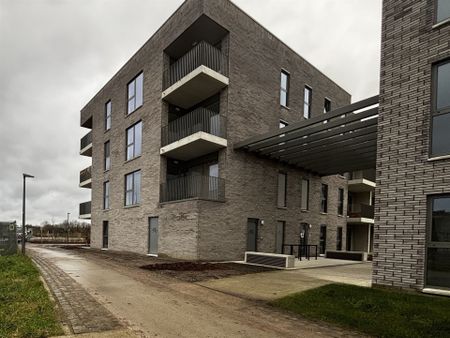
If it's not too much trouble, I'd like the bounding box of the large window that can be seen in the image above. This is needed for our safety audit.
[304,86,312,119]
[320,183,328,213]
[103,181,110,210]
[436,0,450,24]
[301,179,309,210]
[427,195,450,288]
[126,121,142,161]
[105,101,111,131]
[277,172,287,208]
[280,71,290,107]
[125,170,141,206]
[431,60,450,157]
[127,72,143,114]
[338,188,344,215]
[104,141,111,171]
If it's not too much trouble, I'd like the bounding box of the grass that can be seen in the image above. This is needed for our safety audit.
[0,255,63,338]
[271,283,450,338]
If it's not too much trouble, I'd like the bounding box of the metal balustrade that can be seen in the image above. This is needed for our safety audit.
[79,201,91,216]
[80,131,92,150]
[79,166,92,184]
[160,175,225,202]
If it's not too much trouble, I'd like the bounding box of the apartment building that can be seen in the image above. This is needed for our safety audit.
[79,0,352,260]
[373,0,450,292]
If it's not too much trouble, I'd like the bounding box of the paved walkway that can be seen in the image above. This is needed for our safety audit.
[29,245,365,338]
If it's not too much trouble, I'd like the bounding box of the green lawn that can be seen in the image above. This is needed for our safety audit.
[271,283,450,338]
[0,255,63,338]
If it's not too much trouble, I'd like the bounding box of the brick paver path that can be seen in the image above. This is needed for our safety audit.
[31,251,123,334]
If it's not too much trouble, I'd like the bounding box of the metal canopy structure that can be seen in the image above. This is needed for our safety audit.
[234,95,379,176]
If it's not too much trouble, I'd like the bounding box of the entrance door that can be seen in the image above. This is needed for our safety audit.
[102,221,109,249]
[299,223,309,256]
[148,217,159,256]
[319,225,327,255]
[275,221,285,254]
[246,218,258,252]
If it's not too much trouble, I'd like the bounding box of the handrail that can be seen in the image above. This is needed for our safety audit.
[283,244,318,261]
[160,175,225,203]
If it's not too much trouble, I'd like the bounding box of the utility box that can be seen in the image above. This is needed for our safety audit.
[0,221,18,256]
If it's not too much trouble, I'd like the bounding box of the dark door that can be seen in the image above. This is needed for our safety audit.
[319,225,327,255]
[275,221,285,254]
[148,217,159,255]
[300,223,309,256]
[346,226,352,251]
[102,221,109,249]
[337,227,343,251]
[246,218,258,252]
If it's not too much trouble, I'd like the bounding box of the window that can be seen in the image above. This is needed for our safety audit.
[280,71,290,107]
[104,141,111,171]
[436,0,450,24]
[105,101,111,131]
[431,60,450,157]
[277,172,287,208]
[102,221,109,249]
[279,120,288,129]
[304,86,312,119]
[301,179,309,210]
[336,227,343,251]
[324,98,331,113]
[127,72,143,114]
[126,121,142,161]
[319,225,327,255]
[320,184,328,213]
[125,170,141,206]
[338,188,344,215]
[103,181,110,210]
[426,195,450,288]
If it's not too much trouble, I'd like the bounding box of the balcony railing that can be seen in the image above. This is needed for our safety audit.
[348,204,374,219]
[80,131,92,150]
[161,108,226,146]
[79,201,91,216]
[160,175,225,203]
[163,41,228,89]
[79,166,92,184]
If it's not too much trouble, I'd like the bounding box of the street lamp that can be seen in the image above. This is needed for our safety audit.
[22,173,34,254]
[66,212,70,243]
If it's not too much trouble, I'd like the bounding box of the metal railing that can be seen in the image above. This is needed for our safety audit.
[163,41,228,89]
[161,108,227,146]
[79,166,92,184]
[348,204,374,218]
[80,131,92,150]
[79,201,91,216]
[283,244,318,261]
[160,175,225,203]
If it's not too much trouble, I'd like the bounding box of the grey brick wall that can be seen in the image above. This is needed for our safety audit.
[373,0,450,289]
[81,0,351,260]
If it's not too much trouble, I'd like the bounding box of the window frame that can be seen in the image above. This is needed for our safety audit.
[103,181,110,210]
[303,85,312,119]
[320,183,328,213]
[104,141,111,171]
[280,70,290,107]
[126,121,142,161]
[127,72,144,115]
[105,100,112,131]
[434,0,450,25]
[338,188,344,216]
[301,178,309,211]
[124,170,141,206]
[277,171,287,208]
[430,59,450,158]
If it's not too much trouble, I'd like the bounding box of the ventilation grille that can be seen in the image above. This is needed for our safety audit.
[246,253,286,268]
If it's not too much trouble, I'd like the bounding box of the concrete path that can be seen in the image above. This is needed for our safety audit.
[29,245,363,338]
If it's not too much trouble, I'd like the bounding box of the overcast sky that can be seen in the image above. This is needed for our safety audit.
[0,0,382,225]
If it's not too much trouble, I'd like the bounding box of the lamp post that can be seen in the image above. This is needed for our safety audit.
[22,173,34,254]
[66,212,70,243]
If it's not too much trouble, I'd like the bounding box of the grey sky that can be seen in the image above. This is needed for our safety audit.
[0,0,381,225]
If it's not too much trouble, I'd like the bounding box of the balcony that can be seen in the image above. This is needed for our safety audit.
[80,131,92,157]
[79,166,92,188]
[162,41,229,109]
[79,201,91,219]
[160,108,227,161]
[160,175,225,203]
[348,170,376,192]
[348,204,374,224]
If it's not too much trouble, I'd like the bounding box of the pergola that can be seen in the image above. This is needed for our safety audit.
[234,95,379,176]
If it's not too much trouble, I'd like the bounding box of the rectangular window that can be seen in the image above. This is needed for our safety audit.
[301,179,309,210]
[304,86,312,119]
[431,60,450,157]
[324,98,331,113]
[321,183,328,213]
[338,188,344,215]
[104,141,111,171]
[103,181,110,210]
[436,0,450,23]
[105,101,111,131]
[426,195,450,288]
[279,120,288,129]
[102,221,109,249]
[125,170,141,206]
[277,172,287,208]
[319,225,327,255]
[336,227,343,251]
[126,121,142,161]
[280,71,290,107]
[127,72,143,114]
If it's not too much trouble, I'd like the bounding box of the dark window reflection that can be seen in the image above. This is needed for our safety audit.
[427,248,450,288]
[432,196,450,242]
